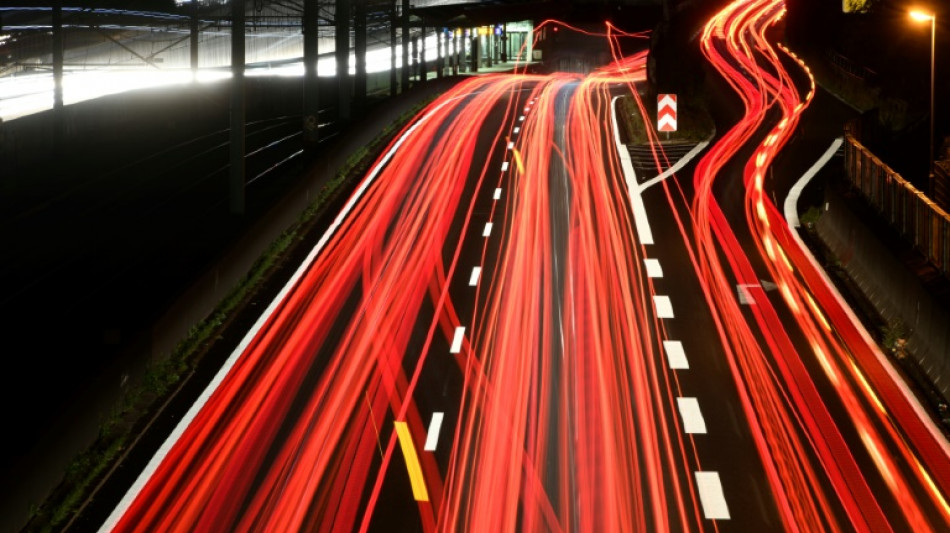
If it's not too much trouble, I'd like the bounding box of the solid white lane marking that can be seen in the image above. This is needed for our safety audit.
[424,412,444,451]
[784,140,950,458]
[640,140,710,192]
[677,397,707,434]
[501,161,510,172]
[663,340,689,369]
[450,327,465,353]
[493,188,502,200]
[654,295,674,318]
[645,258,663,278]
[610,96,653,245]
[482,222,493,237]
[695,471,731,520]
[469,266,481,286]
[785,137,843,228]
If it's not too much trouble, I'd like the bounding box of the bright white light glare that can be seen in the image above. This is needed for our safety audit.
[0,68,232,121]
[1,30,462,121]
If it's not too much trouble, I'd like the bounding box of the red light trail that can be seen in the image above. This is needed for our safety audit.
[99,2,950,531]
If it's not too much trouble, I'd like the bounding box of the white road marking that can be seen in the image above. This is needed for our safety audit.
[676,397,707,434]
[482,222,493,237]
[501,161,510,172]
[507,141,514,150]
[450,326,465,353]
[645,258,663,278]
[695,471,731,520]
[663,340,689,369]
[518,115,525,122]
[96,93,468,532]
[783,139,950,458]
[469,266,481,286]
[737,284,756,305]
[610,95,711,246]
[654,295,674,318]
[513,126,520,134]
[493,188,502,200]
[639,140,710,192]
[610,96,653,245]
[784,137,843,228]
[424,412,444,451]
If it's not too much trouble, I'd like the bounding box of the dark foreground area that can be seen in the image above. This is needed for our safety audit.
[1,72,455,532]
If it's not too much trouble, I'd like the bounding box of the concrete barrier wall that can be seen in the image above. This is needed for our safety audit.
[817,184,950,397]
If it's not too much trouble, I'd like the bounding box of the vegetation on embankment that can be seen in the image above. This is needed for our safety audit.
[22,97,434,533]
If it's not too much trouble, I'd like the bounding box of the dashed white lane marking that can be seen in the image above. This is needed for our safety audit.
[676,397,708,434]
[450,327,465,353]
[513,126,520,134]
[493,188,502,200]
[695,471,731,520]
[469,266,481,286]
[645,258,663,278]
[507,141,514,150]
[482,222,493,237]
[95,93,468,533]
[737,284,756,305]
[424,412,444,451]
[663,340,689,369]
[518,115,525,122]
[653,295,674,318]
[501,161,510,172]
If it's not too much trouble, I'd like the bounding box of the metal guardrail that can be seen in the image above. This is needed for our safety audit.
[825,49,877,82]
[844,131,950,277]
[935,161,950,212]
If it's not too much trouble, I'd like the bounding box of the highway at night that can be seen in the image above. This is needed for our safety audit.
[97,1,950,531]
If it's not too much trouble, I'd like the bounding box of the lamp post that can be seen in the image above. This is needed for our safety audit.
[910,9,936,194]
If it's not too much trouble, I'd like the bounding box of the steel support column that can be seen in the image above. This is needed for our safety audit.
[437,32,444,78]
[230,0,246,215]
[52,0,64,155]
[53,2,63,111]
[401,0,410,90]
[454,31,459,75]
[354,0,367,107]
[419,20,425,83]
[335,0,351,120]
[303,0,320,146]
[190,0,199,75]
[390,0,397,96]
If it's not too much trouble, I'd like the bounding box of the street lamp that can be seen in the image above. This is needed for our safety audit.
[910,9,936,194]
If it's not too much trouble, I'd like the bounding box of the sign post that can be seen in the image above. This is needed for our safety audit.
[658,93,677,136]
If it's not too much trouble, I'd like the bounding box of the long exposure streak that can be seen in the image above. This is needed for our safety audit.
[99,4,950,532]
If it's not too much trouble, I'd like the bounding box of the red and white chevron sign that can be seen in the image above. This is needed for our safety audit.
[657,93,677,132]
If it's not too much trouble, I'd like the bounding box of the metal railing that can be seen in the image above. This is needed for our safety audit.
[844,130,950,276]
